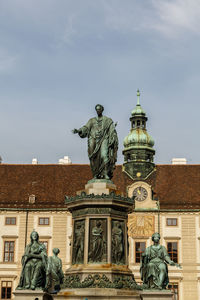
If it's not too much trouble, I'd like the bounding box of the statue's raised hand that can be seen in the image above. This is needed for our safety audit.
[72,128,79,134]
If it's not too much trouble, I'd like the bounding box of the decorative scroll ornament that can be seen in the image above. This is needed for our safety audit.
[62,274,141,290]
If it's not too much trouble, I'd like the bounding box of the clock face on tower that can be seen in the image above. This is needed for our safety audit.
[133,187,148,202]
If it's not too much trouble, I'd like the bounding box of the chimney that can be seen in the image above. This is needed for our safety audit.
[32,158,38,165]
[58,156,72,165]
[29,194,36,204]
[171,158,187,165]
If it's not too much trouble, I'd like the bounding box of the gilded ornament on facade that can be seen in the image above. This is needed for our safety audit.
[128,215,155,238]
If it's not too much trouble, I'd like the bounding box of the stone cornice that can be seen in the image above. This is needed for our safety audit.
[164,237,181,240]
[2,235,18,239]
[65,191,134,204]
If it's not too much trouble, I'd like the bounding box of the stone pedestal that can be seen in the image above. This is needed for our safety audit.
[13,289,174,300]
[140,290,174,300]
[13,289,53,300]
[63,180,138,292]
[84,180,117,195]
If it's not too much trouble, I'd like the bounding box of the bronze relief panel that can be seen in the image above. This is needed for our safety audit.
[72,219,85,264]
[111,220,125,265]
[88,218,107,263]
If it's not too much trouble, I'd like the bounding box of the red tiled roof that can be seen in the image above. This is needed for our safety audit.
[0,164,199,210]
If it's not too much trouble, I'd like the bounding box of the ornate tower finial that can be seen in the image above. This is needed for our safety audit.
[137,89,140,105]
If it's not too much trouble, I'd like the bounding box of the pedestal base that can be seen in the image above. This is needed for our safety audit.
[53,288,174,300]
[84,180,117,195]
[140,290,174,300]
[13,289,53,300]
[54,288,141,300]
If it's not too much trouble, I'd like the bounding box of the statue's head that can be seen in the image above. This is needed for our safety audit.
[152,232,160,243]
[95,104,104,116]
[96,220,102,227]
[77,223,83,229]
[117,222,122,228]
[53,248,60,256]
[114,221,121,228]
[30,230,39,243]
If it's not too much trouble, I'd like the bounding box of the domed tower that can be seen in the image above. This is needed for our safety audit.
[122,90,155,180]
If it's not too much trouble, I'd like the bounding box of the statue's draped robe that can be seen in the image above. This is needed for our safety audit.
[73,225,84,264]
[112,226,124,264]
[17,242,47,289]
[45,255,64,291]
[140,245,169,289]
[90,226,104,262]
[79,116,118,179]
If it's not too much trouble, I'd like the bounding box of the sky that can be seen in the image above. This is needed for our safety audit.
[0,0,200,165]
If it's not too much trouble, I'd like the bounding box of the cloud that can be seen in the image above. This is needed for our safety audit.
[1,0,200,46]
[63,15,77,44]
[102,0,152,33]
[0,50,17,73]
[152,0,200,37]
[102,0,200,39]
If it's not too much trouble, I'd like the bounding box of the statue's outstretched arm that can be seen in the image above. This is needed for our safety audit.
[167,258,182,269]
[164,247,182,269]
[72,128,84,134]
[72,125,88,138]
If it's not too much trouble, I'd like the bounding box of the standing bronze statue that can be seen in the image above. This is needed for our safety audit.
[73,104,118,180]
[45,248,64,294]
[17,231,47,290]
[140,232,181,290]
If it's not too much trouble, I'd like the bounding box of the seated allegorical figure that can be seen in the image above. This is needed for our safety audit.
[17,230,47,290]
[140,232,181,290]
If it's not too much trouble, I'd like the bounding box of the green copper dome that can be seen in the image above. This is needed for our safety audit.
[123,128,154,150]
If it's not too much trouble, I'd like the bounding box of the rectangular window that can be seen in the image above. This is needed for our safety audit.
[4,241,15,262]
[167,218,177,226]
[135,242,146,263]
[168,283,179,300]
[41,241,48,254]
[38,217,49,225]
[1,281,12,299]
[5,217,16,225]
[167,242,178,263]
